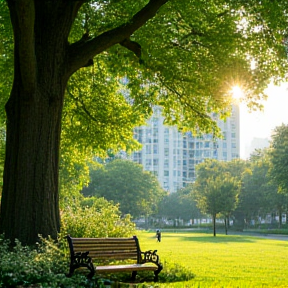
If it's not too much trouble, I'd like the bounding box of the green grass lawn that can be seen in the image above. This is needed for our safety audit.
[136,231,288,288]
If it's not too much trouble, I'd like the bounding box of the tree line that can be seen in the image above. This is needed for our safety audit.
[79,124,288,237]
[163,124,288,236]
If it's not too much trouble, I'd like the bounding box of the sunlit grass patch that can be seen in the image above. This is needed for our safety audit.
[137,231,288,288]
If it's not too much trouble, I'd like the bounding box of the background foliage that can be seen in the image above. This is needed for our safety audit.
[82,159,166,218]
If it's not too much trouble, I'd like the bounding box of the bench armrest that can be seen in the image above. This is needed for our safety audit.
[140,250,163,281]
[140,250,161,265]
[67,251,95,279]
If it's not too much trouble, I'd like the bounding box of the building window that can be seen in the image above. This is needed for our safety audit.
[189,142,194,149]
[153,127,158,133]
[153,159,159,166]
[164,159,169,168]
[153,144,158,154]
[164,170,169,176]
[145,159,152,166]
[204,151,210,157]
[189,171,195,178]
[146,145,151,154]
[146,128,151,136]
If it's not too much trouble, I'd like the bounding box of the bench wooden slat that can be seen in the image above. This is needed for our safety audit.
[96,264,158,273]
[73,244,137,250]
[71,238,136,243]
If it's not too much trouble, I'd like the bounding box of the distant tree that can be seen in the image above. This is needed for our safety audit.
[234,149,288,229]
[82,159,166,218]
[234,166,263,229]
[269,124,288,194]
[194,159,241,236]
[158,185,201,225]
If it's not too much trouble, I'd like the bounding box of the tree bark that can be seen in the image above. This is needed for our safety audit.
[0,0,169,245]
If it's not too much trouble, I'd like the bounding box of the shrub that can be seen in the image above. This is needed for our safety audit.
[158,261,195,282]
[61,197,136,238]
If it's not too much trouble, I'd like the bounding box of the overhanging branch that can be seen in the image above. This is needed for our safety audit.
[67,0,169,75]
[161,80,211,121]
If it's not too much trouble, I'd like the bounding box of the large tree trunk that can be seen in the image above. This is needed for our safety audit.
[0,1,75,245]
[1,79,64,245]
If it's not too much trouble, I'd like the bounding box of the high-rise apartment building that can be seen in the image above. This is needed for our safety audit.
[131,105,240,193]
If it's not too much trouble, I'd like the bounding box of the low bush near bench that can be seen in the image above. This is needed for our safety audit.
[0,235,89,287]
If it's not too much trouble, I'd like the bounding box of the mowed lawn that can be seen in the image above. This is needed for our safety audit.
[137,231,288,288]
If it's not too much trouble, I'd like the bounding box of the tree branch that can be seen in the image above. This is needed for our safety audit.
[67,0,169,75]
[120,38,142,59]
[161,80,211,121]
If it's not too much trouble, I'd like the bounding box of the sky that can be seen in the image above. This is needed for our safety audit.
[239,82,288,159]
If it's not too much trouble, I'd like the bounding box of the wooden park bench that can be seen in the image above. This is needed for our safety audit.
[66,235,163,282]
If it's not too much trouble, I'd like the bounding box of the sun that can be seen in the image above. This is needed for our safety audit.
[230,85,244,102]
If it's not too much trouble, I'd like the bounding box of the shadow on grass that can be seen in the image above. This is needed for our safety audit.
[181,235,256,243]
[160,233,257,243]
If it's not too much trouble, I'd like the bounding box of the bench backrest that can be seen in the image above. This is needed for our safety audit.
[67,235,141,264]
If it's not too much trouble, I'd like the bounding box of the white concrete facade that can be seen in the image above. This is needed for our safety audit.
[132,105,240,193]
